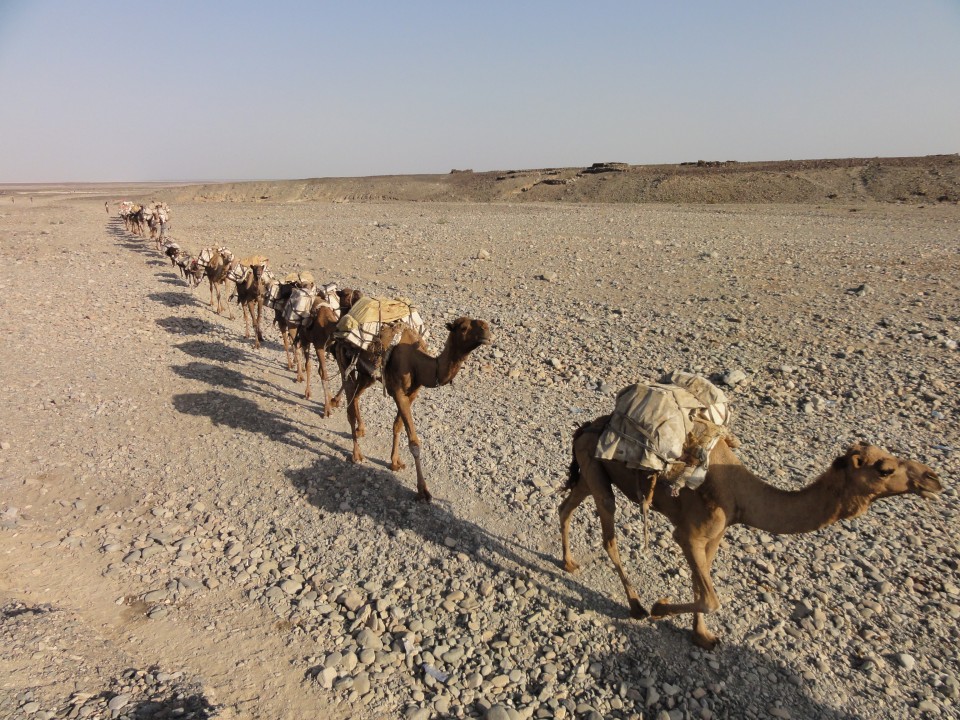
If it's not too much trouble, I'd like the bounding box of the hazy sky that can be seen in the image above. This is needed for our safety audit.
[1,1,958,182]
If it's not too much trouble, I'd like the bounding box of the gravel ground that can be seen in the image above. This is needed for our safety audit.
[1,194,958,720]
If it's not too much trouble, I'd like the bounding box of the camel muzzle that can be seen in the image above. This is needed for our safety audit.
[913,470,943,499]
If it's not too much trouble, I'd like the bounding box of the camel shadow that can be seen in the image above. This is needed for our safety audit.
[285,456,866,719]
[148,291,200,308]
[172,390,322,452]
[170,360,315,411]
[116,692,219,719]
[174,340,251,364]
[601,638,863,720]
[156,317,219,335]
[146,259,166,267]
[286,454,630,620]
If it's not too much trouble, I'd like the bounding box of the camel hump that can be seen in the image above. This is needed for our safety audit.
[336,296,427,350]
[595,373,732,489]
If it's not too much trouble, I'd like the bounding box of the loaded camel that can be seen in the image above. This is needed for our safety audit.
[230,257,269,348]
[202,247,235,318]
[296,287,362,415]
[269,273,316,376]
[335,316,492,502]
[560,418,943,648]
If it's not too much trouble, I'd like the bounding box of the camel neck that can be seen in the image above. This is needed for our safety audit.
[431,337,465,388]
[725,461,869,535]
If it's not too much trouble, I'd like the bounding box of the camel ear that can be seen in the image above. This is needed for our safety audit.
[446,321,454,331]
[831,454,847,471]
[850,448,865,469]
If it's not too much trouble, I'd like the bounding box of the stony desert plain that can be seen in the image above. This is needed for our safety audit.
[1,156,959,720]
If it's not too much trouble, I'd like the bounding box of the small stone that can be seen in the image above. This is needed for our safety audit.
[279,579,301,595]
[107,693,131,711]
[896,653,916,671]
[317,667,337,689]
[721,369,747,386]
[486,705,512,720]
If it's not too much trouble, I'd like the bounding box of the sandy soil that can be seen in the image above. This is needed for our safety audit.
[0,185,958,720]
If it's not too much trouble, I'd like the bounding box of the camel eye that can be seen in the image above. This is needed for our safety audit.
[875,462,895,477]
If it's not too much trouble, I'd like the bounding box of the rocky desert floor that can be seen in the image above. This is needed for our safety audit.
[1,191,958,720]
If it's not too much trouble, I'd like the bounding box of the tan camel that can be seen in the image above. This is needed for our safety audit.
[560,415,943,648]
[335,317,491,502]
[297,288,361,416]
[203,248,234,318]
[231,261,268,348]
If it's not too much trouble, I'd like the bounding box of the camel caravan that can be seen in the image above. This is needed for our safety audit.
[111,205,945,649]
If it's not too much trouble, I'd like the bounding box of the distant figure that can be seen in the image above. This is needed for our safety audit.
[105,201,110,214]
[30,196,33,203]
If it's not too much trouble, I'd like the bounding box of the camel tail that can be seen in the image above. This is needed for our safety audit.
[564,421,591,492]
[563,415,612,493]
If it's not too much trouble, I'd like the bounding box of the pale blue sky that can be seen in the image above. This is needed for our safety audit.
[1,1,958,182]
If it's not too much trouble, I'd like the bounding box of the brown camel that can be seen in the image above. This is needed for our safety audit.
[273,284,304,375]
[203,248,234,318]
[560,416,943,649]
[335,317,492,502]
[297,288,361,415]
[231,261,268,348]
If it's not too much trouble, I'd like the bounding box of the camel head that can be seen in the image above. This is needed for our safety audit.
[338,288,362,313]
[445,317,492,353]
[832,442,942,501]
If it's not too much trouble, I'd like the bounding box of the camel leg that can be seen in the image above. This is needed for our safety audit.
[590,472,646,618]
[254,298,263,347]
[558,478,592,573]
[303,341,313,400]
[281,327,295,371]
[208,278,216,308]
[390,412,407,471]
[329,355,345,409]
[316,345,333,416]
[390,389,431,502]
[242,302,252,339]
[293,329,305,382]
[650,534,721,649]
[690,536,723,648]
[346,375,374,463]
[225,283,235,320]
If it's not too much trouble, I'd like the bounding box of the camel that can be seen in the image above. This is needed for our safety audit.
[560,416,943,648]
[202,247,235,318]
[230,260,268,348]
[178,255,204,288]
[296,287,362,415]
[335,316,492,502]
[270,273,316,375]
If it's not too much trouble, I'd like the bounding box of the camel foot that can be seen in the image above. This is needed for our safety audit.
[351,451,364,464]
[562,559,580,574]
[330,398,342,409]
[304,390,311,400]
[628,598,649,620]
[649,598,672,620]
[390,460,407,471]
[417,489,433,503]
[356,425,366,438]
[322,405,332,418]
[692,631,718,650]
